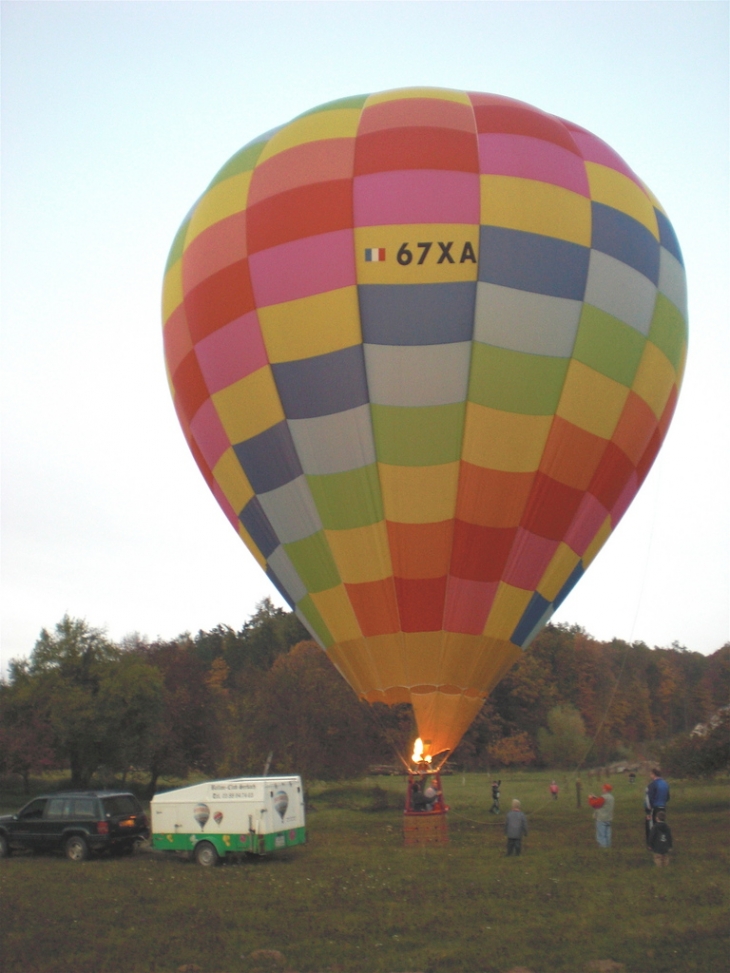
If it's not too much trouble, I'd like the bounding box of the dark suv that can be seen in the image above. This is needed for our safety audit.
[0,791,149,861]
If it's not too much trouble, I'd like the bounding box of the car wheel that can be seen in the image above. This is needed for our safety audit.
[0,834,9,858]
[65,835,90,862]
[194,841,219,867]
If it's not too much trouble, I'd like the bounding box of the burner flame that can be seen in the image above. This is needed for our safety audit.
[411,738,432,766]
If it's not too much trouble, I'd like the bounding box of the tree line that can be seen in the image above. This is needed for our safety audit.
[1,599,727,793]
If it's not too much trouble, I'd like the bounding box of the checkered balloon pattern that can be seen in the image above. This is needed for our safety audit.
[162,89,687,758]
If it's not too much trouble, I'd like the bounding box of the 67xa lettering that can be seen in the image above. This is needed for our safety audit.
[397,241,477,265]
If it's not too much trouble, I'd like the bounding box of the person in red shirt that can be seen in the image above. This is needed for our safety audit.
[588,783,615,848]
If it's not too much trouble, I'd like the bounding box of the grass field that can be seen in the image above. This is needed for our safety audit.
[0,772,727,973]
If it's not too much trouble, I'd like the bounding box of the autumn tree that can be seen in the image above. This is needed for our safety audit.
[491,650,558,740]
[452,699,505,769]
[246,641,383,780]
[140,639,223,797]
[487,731,535,768]
[0,666,57,791]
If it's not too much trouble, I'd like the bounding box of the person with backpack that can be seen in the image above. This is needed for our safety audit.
[648,809,673,866]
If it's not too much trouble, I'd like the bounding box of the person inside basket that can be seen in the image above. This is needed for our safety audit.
[409,779,428,812]
[423,780,442,812]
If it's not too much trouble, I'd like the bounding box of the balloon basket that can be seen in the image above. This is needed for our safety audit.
[403,809,449,847]
[403,772,449,846]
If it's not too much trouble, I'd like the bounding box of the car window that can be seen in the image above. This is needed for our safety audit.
[18,799,47,820]
[43,797,99,820]
[102,795,140,817]
[46,798,67,819]
[70,798,98,819]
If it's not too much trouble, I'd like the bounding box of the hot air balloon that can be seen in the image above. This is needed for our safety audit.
[193,803,210,831]
[162,87,687,767]
[273,790,289,821]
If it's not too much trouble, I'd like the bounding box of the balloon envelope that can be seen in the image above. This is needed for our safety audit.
[162,88,687,758]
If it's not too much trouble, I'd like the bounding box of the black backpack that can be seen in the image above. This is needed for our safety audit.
[650,823,673,853]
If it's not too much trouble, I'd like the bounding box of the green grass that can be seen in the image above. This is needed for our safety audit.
[0,773,728,972]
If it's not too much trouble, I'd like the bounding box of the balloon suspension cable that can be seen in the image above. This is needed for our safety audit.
[429,751,451,774]
[358,696,415,773]
[562,465,661,789]
[396,751,411,774]
[483,486,663,828]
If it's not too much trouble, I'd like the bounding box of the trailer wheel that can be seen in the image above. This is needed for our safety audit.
[194,841,219,867]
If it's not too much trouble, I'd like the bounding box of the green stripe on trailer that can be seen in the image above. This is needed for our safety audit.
[261,826,306,852]
[152,827,306,856]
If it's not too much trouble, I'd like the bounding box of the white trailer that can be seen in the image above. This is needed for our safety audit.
[151,776,305,866]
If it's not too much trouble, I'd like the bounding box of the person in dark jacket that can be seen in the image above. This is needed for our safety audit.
[490,780,502,814]
[409,779,427,812]
[505,799,528,856]
[648,809,673,866]
[644,783,653,845]
[648,768,670,822]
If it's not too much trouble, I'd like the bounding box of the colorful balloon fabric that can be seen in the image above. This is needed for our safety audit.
[162,88,687,759]
[193,803,210,830]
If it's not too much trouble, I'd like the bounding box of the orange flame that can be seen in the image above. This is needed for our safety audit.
[411,737,432,766]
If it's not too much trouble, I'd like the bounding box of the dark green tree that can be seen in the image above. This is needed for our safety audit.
[25,616,120,786]
[97,651,164,782]
[537,704,592,768]
[191,598,310,673]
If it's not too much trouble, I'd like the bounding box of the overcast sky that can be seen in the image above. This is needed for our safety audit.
[1,0,728,674]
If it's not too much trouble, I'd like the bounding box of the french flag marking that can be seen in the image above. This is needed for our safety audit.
[364,248,386,262]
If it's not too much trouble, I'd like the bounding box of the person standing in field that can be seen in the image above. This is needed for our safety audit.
[505,799,528,856]
[644,783,653,844]
[549,780,559,800]
[648,809,673,866]
[648,768,670,823]
[588,783,615,848]
[490,779,502,814]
